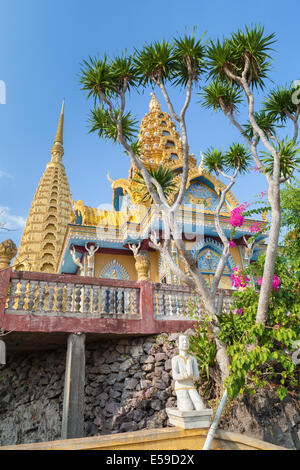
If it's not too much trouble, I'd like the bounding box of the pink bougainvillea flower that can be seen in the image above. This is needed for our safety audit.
[229,204,246,227]
[250,222,261,233]
[233,308,244,315]
[274,324,281,329]
[257,274,281,292]
[253,165,265,174]
[231,269,250,289]
[229,240,236,247]
[272,275,281,292]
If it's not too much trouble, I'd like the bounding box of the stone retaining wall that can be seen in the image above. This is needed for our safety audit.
[0,332,182,446]
[0,332,299,449]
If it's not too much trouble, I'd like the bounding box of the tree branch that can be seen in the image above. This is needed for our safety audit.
[210,165,239,294]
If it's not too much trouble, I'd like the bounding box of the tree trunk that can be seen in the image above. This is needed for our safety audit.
[256,182,281,325]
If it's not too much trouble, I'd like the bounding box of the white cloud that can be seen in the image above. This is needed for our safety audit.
[0,170,13,180]
[0,206,26,231]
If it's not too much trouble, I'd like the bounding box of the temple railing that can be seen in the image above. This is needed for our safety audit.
[4,272,140,319]
[153,283,233,320]
[0,270,234,334]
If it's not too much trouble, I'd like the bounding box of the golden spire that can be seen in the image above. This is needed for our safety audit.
[149,92,161,112]
[16,99,71,273]
[54,99,64,145]
[51,99,65,160]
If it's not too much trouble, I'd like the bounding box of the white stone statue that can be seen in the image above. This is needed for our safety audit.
[172,334,205,411]
[70,245,84,275]
[85,243,99,275]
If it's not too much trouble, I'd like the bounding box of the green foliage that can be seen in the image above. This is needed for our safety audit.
[225,143,251,174]
[243,205,271,219]
[260,139,300,179]
[134,40,176,85]
[243,110,280,140]
[80,54,139,101]
[172,32,207,86]
[280,179,300,265]
[80,55,114,100]
[134,32,207,87]
[190,250,299,401]
[228,25,275,89]
[281,179,300,233]
[203,143,251,174]
[132,165,177,203]
[125,140,142,157]
[262,85,298,123]
[88,107,138,143]
[203,148,225,174]
[189,313,217,396]
[206,25,275,89]
[199,79,243,113]
[221,253,299,400]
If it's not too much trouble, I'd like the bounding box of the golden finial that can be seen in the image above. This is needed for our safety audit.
[51,99,65,159]
[198,151,204,173]
[149,92,161,112]
[54,99,64,145]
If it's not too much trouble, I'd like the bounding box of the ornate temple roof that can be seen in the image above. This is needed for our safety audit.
[71,93,241,224]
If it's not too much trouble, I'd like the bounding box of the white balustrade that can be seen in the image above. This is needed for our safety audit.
[4,275,232,322]
[5,277,140,319]
[153,285,233,319]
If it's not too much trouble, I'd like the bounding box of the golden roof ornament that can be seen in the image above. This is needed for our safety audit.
[0,239,17,269]
[198,151,204,173]
[107,171,115,188]
[51,99,65,160]
[149,92,161,112]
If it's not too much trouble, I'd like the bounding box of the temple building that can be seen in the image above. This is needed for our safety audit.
[15,94,267,288]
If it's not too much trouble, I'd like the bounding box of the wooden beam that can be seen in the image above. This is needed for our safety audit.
[61,333,86,439]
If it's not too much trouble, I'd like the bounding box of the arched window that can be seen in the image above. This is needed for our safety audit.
[99,259,129,280]
[165,140,175,148]
[190,238,235,275]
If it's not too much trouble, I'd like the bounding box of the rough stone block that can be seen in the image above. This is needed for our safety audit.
[125,378,139,390]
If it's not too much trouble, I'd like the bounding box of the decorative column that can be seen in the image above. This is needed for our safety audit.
[61,333,86,439]
[128,242,150,281]
[0,240,16,368]
[0,239,17,269]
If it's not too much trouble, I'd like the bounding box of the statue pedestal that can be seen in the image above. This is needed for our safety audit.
[166,408,213,430]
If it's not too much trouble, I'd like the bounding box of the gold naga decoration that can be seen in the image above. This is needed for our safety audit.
[0,239,17,269]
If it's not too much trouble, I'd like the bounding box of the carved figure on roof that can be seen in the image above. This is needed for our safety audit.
[70,245,84,276]
[128,242,150,281]
[85,243,99,276]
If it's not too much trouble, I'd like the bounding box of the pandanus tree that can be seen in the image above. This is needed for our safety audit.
[202,26,300,325]
[133,166,177,204]
[79,26,300,390]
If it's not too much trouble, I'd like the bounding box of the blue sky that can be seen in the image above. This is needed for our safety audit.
[0,0,299,246]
